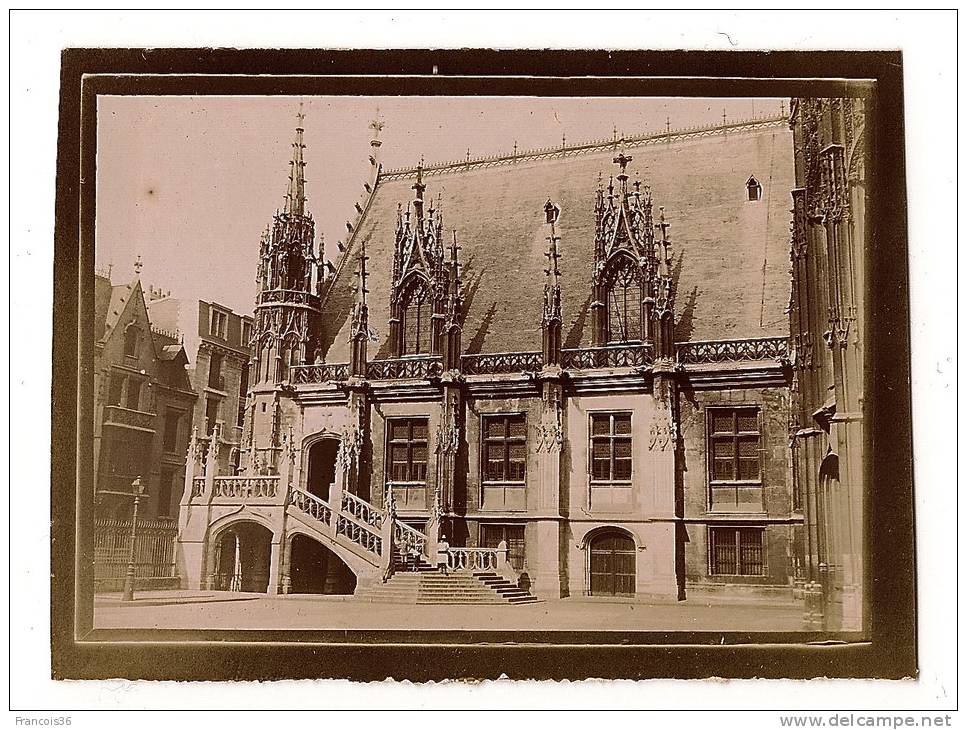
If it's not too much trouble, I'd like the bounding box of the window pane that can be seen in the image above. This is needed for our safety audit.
[508,443,526,481]
[613,457,632,480]
[485,417,505,439]
[389,421,409,440]
[592,441,610,459]
[737,410,759,433]
[713,458,735,481]
[737,436,759,457]
[108,377,124,406]
[411,461,427,483]
[614,414,632,435]
[738,458,760,481]
[614,439,632,459]
[739,530,763,575]
[126,381,141,411]
[711,412,734,434]
[711,529,737,574]
[592,455,611,481]
[411,420,428,441]
[507,416,526,439]
[411,444,427,465]
[712,438,734,459]
[390,443,408,464]
[591,415,610,435]
[485,445,504,481]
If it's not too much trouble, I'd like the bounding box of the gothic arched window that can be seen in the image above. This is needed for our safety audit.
[279,334,300,381]
[257,336,274,383]
[605,257,644,343]
[400,278,432,355]
[747,175,762,201]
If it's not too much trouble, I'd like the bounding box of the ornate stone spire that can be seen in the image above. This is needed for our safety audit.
[542,200,563,365]
[350,240,370,378]
[652,205,675,359]
[251,105,322,384]
[442,230,463,371]
[283,104,307,218]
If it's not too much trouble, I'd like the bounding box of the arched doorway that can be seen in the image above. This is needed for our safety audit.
[305,438,339,502]
[589,529,636,597]
[288,534,357,594]
[817,454,843,628]
[211,522,273,593]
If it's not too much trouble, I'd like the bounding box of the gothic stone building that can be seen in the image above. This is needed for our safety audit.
[178,113,801,602]
[788,97,867,631]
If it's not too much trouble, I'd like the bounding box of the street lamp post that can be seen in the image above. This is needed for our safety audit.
[96,476,149,602]
[121,477,146,602]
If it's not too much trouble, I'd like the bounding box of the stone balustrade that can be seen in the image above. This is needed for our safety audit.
[675,336,789,364]
[461,351,543,375]
[395,520,429,559]
[336,515,382,557]
[210,475,280,503]
[446,547,502,573]
[191,476,205,498]
[366,356,443,380]
[341,492,382,528]
[561,342,653,369]
[289,362,349,384]
[288,487,332,526]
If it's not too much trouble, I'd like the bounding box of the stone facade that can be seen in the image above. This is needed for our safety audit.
[788,97,867,630]
[177,112,803,603]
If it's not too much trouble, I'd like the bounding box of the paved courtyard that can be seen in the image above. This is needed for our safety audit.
[93,591,807,632]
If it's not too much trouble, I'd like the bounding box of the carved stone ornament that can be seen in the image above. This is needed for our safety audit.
[648,411,677,452]
[537,390,564,454]
[435,393,460,455]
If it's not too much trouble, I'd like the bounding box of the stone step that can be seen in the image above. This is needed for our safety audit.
[354,567,539,605]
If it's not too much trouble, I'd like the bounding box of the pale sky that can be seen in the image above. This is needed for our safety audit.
[95,95,784,315]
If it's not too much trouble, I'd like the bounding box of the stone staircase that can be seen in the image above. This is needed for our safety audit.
[355,568,538,604]
[284,487,536,604]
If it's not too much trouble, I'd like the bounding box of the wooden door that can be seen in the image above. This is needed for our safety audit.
[589,531,636,596]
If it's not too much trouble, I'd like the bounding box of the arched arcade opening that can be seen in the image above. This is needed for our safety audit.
[288,533,357,595]
[210,521,273,593]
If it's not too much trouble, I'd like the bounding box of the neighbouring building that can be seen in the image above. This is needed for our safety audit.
[93,262,196,590]
[788,97,867,631]
[148,294,254,477]
[178,110,803,603]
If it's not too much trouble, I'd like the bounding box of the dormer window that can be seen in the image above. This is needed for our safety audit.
[123,324,141,357]
[605,256,644,343]
[400,278,432,356]
[746,175,762,202]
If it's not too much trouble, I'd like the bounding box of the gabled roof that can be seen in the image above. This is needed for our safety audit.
[318,118,795,362]
[96,276,144,345]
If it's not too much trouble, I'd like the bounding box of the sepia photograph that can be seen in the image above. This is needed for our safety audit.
[88,92,865,637]
[36,38,930,691]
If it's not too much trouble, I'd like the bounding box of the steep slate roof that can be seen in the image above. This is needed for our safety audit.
[319,118,794,362]
[94,277,142,345]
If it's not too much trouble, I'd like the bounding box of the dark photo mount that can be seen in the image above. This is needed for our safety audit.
[52,48,914,681]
